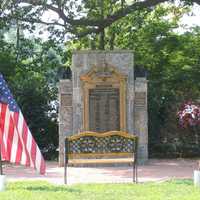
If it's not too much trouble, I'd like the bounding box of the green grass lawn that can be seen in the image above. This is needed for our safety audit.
[0,180,200,200]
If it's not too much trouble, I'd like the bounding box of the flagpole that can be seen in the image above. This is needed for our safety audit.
[0,142,6,192]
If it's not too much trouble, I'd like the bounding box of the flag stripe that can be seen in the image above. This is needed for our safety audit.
[10,118,18,163]
[3,105,12,161]
[31,136,37,169]
[26,128,34,167]
[22,119,30,166]
[1,104,8,160]
[13,112,23,164]
[0,104,6,159]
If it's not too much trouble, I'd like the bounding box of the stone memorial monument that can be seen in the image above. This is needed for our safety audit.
[59,50,148,166]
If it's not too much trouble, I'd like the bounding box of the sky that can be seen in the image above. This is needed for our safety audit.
[180,4,200,28]
[23,3,200,41]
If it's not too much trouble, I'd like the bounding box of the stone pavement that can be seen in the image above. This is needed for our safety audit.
[2,159,198,185]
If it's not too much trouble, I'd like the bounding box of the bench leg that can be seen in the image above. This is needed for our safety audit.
[64,138,68,184]
[64,158,67,184]
[135,164,138,183]
[64,162,67,184]
[133,162,135,183]
[133,162,137,183]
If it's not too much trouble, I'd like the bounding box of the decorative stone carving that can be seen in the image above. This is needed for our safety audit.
[80,66,127,131]
[135,92,146,107]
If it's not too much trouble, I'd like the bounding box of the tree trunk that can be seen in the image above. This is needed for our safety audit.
[99,29,105,50]
[16,20,20,62]
[109,31,115,50]
[99,0,105,50]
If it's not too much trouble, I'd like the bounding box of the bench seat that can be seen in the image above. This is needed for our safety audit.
[68,157,134,165]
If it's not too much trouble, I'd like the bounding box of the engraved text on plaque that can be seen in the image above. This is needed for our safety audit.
[89,87,120,132]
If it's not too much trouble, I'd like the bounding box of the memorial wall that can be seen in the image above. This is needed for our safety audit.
[59,50,148,166]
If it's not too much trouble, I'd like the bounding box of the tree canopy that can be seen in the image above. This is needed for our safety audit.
[1,0,200,48]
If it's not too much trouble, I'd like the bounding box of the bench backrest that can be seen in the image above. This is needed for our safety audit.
[65,131,138,159]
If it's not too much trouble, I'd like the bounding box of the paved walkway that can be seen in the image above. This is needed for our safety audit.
[3,159,199,185]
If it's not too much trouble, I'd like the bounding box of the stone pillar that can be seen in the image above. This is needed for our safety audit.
[134,77,148,164]
[58,79,73,166]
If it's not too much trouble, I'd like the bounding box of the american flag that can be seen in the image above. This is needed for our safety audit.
[0,73,46,174]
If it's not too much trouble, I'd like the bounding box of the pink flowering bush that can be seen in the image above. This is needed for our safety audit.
[177,102,200,128]
[177,102,200,168]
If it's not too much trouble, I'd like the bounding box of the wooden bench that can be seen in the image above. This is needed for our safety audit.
[64,131,138,184]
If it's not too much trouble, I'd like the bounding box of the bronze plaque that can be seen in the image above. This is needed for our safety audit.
[89,87,120,132]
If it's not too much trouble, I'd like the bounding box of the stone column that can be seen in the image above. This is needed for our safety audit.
[58,79,73,166]
[134,77,148,164]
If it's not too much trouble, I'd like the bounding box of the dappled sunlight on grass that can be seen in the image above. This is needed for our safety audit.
[0,180,200,200]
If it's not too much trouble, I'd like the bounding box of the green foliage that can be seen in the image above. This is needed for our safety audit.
[68,4,200,157]
[12,71,58,158]
[106,5,200,158]
[0,180,200,200]
[0,27,65,160]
